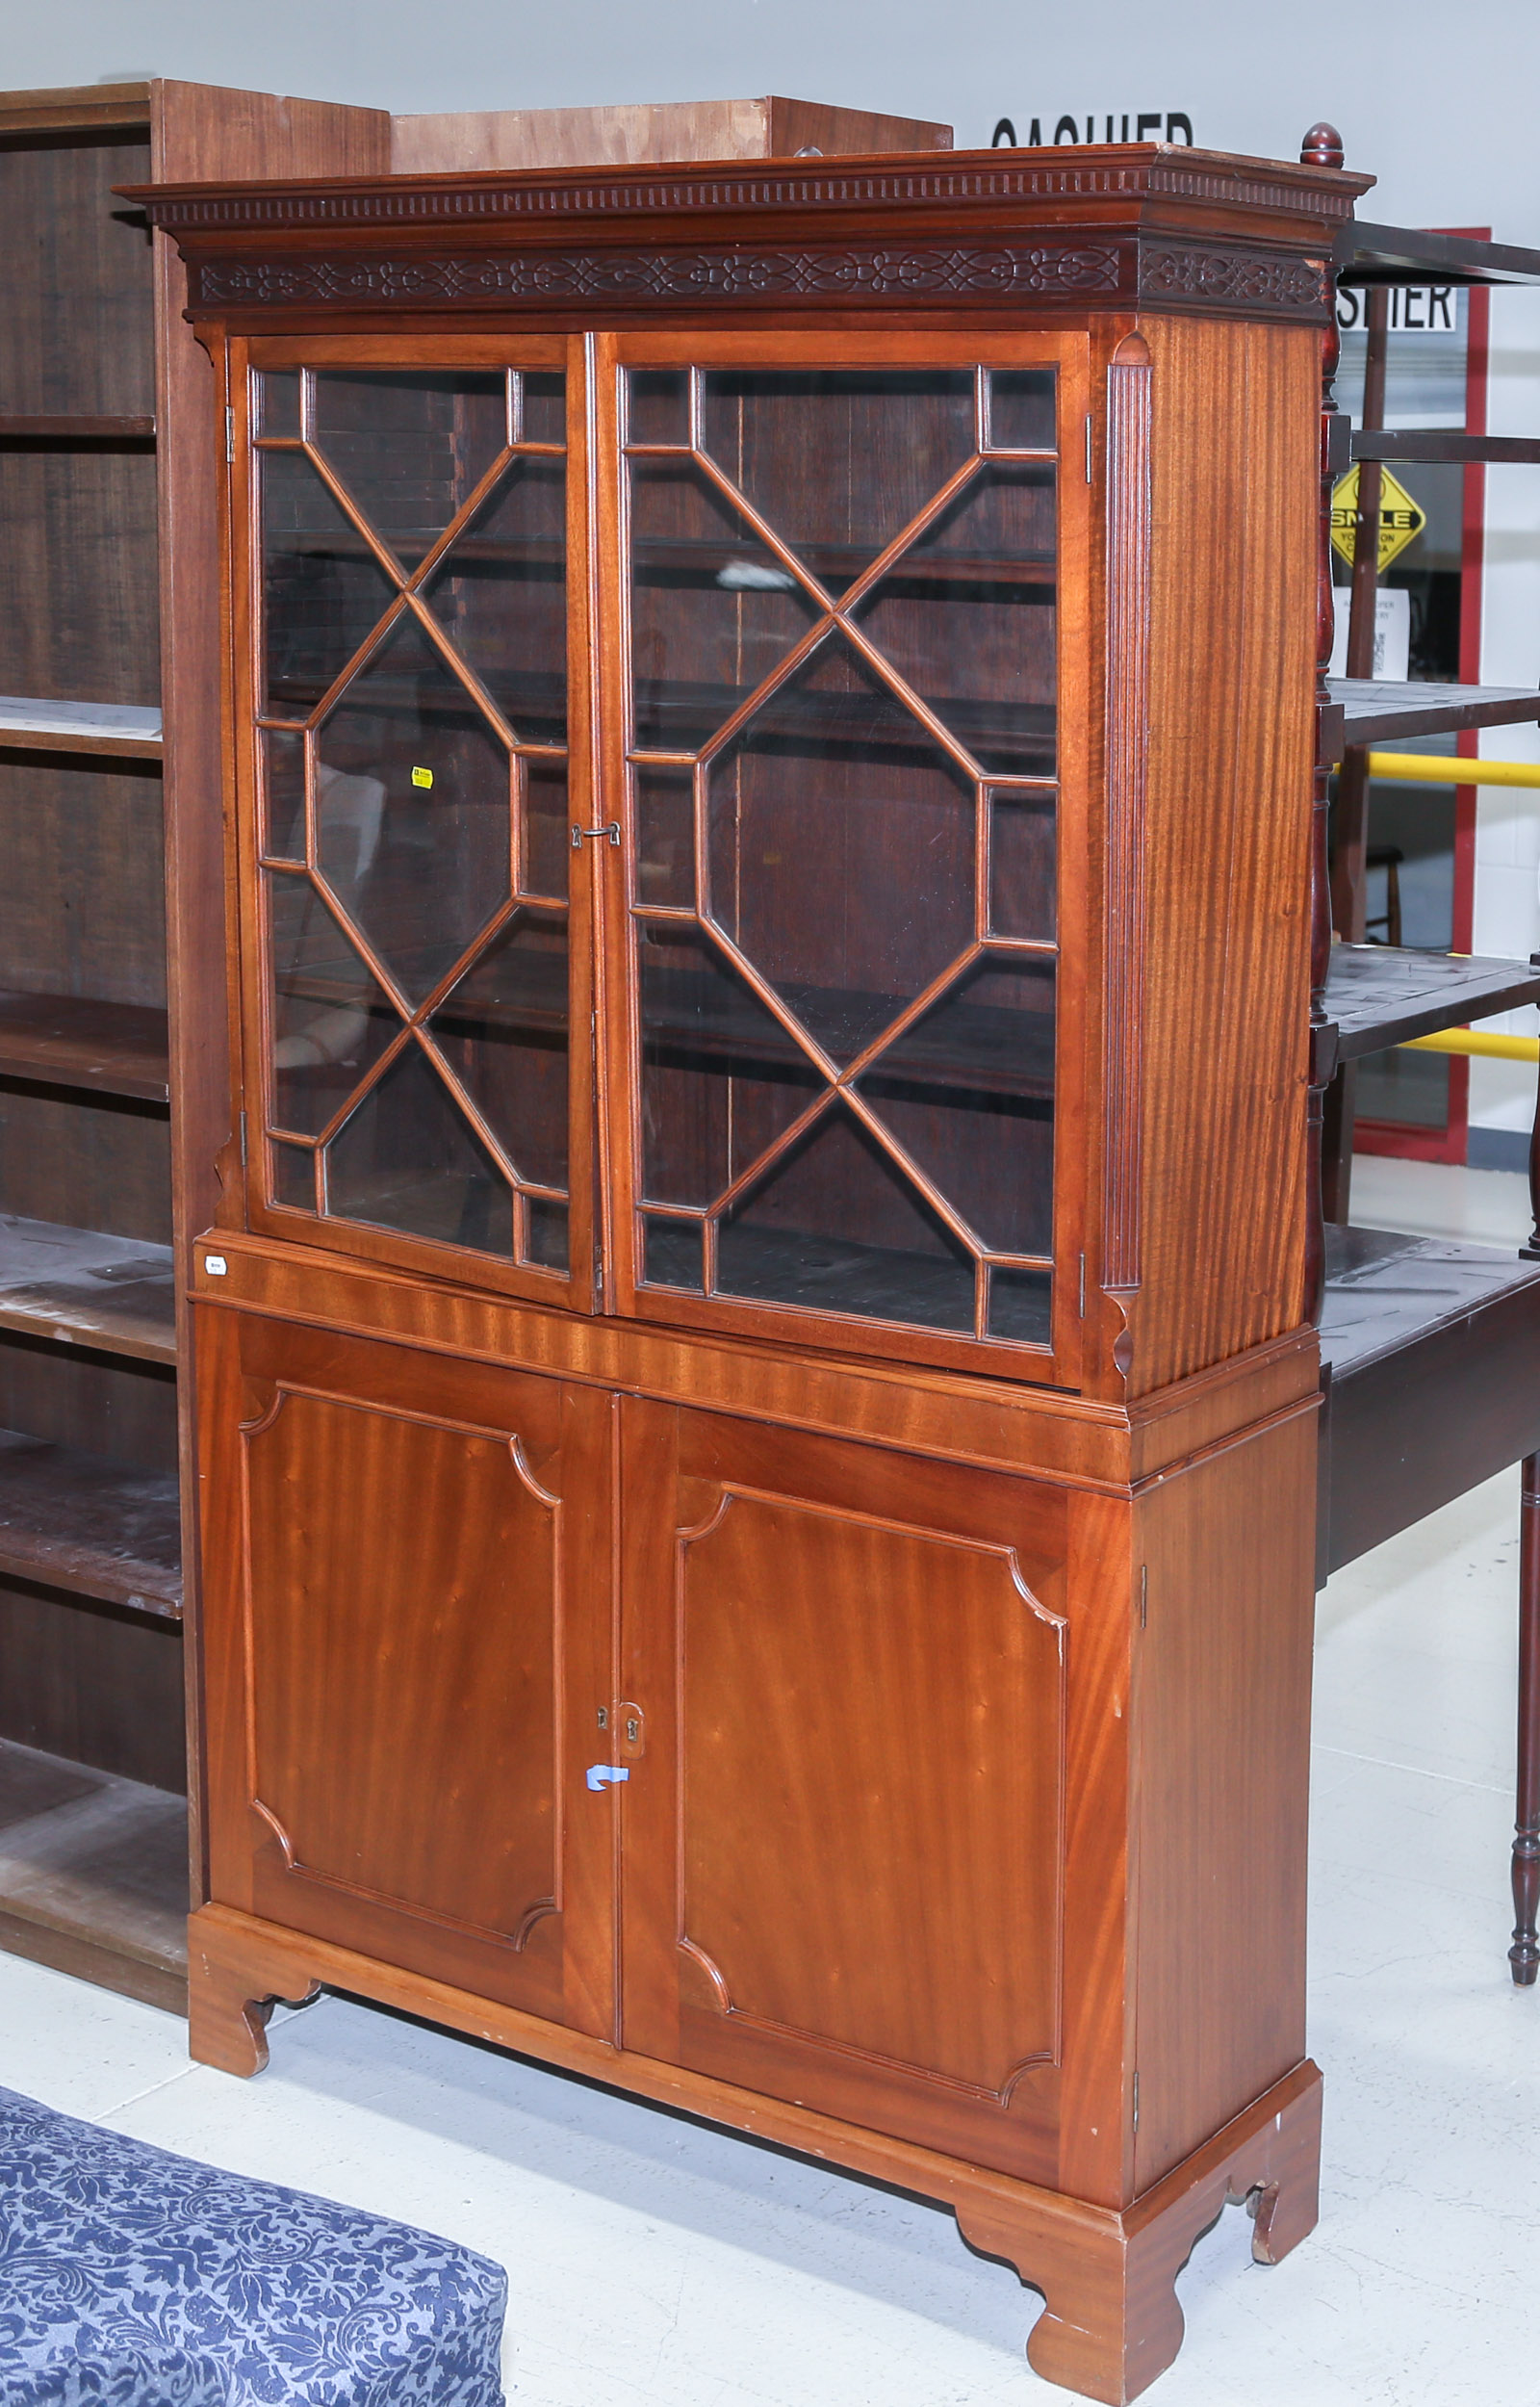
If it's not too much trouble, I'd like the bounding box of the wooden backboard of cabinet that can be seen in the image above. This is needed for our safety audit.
[139,142,1363,2401]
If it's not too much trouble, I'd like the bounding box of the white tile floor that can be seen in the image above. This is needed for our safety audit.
[3,1161,1537,2407]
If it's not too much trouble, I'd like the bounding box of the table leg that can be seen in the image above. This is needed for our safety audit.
[1511,1455,1540,1986]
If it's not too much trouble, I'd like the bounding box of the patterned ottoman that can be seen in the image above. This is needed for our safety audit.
[0,2085,506,2407]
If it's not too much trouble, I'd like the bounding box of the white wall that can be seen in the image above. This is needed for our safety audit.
[14,0,1540,1136]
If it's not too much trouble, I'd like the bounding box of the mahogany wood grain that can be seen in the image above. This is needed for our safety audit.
[163,149,1347,2391]
[185,1893,1321,2406]
[0,1583,185,1791]
[195,1304,618,2039]
[1129,1409,1316,2190]
[1128,313,1317,1395]
[618,1398,1068,2183]
[389,98,951,176]
[191,1229,1320,1493]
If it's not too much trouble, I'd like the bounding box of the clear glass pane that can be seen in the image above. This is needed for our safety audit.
[312,371,508,568]
[266,870,401,1137]
[325,1038,514,1255]
[316,611,512,1003]
[428,910,568,1194]
[525,761,570,900]
[857,957,1056,1257]
[262,728,307,863]
[627,370,690,447]
[525,1195,568,1271]
[260,371,300,438]
[706,636,975,1064]
[699,370,976,595]
[988,370,1056,452]
[642,1214,703,1291]
[715,1102,976,1332]
[262,449,398,718]
[988,1265,1052,1345]
[635,767,695,908]
[424,456,567,743]
[989,793,1056,939]
[638,923,821,1208]
[854,465,1057,777]
[271,1138,317,1212]
[521,372,566,447]
[629,459,818,753]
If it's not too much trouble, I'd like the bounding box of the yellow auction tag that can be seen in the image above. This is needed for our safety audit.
[411,765,433,789]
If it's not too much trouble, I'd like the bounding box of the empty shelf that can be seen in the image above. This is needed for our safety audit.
[0,1428,180,1617]
[1319,1225,1540,1380]
[0,414,155,444]
[0,696,164,760]
[1330,679,1540,745]
[1324,945,1540,1060]
[0,1215,176,1362]
[0,1736,187,2012]
[0,992,169,1101]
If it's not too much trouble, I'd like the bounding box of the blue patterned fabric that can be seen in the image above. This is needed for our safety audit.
[0,2085,506,2407]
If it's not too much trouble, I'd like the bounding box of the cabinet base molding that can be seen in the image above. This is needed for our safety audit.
[187,1902,1322,2405]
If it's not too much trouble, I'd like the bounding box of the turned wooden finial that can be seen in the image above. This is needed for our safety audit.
[1300,121,1345,169]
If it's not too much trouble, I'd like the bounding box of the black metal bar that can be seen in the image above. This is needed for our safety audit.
[1338,220,1540,288]
[1352,431,1540,466]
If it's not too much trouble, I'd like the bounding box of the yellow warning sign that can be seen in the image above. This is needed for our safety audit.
[1329,463,1426,574]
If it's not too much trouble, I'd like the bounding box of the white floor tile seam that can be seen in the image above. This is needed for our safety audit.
[1310,1740,1513,1798]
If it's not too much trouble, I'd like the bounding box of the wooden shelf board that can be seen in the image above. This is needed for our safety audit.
[0,991,169,1101]
[0,1427,181,1617]
[0,1736,186,2012]
[1325,945,1540,1061]
[0,1214,176,1363]
[0,84,151,138]
[1330,679,1540,746]
[0,414,155,445]
[0,696,163,761]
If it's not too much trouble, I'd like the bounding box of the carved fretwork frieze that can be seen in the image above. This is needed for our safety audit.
[1139,245,1330,316]
[192,242,1127,309]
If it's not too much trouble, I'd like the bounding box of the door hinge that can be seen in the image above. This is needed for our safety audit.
[1132,2071,1140,2131]
[1078,1251,1086,1317]
[1085,413,1093,483]
[1139,1564,1147,1628]
[238,1110,248,1168]
[225,405,235,464]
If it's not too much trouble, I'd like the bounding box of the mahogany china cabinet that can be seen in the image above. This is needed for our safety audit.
[136,141,1366,2401]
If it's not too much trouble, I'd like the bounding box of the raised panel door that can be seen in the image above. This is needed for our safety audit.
[617,1398,1078,2180]
[195,1306,616,2038]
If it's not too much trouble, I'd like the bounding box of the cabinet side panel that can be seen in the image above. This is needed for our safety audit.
[1131,1404,1317,2189]
[1131,315,1317,1394]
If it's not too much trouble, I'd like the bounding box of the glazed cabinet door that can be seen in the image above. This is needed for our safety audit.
[231,339,596,1308]
[597,333,1091,1385]
[195,1306,616,2038]
[618,1399,1097,2184]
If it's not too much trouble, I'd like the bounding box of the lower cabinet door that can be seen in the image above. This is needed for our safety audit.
[196,1307,616,2039]
[617,1400,1077,2182]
